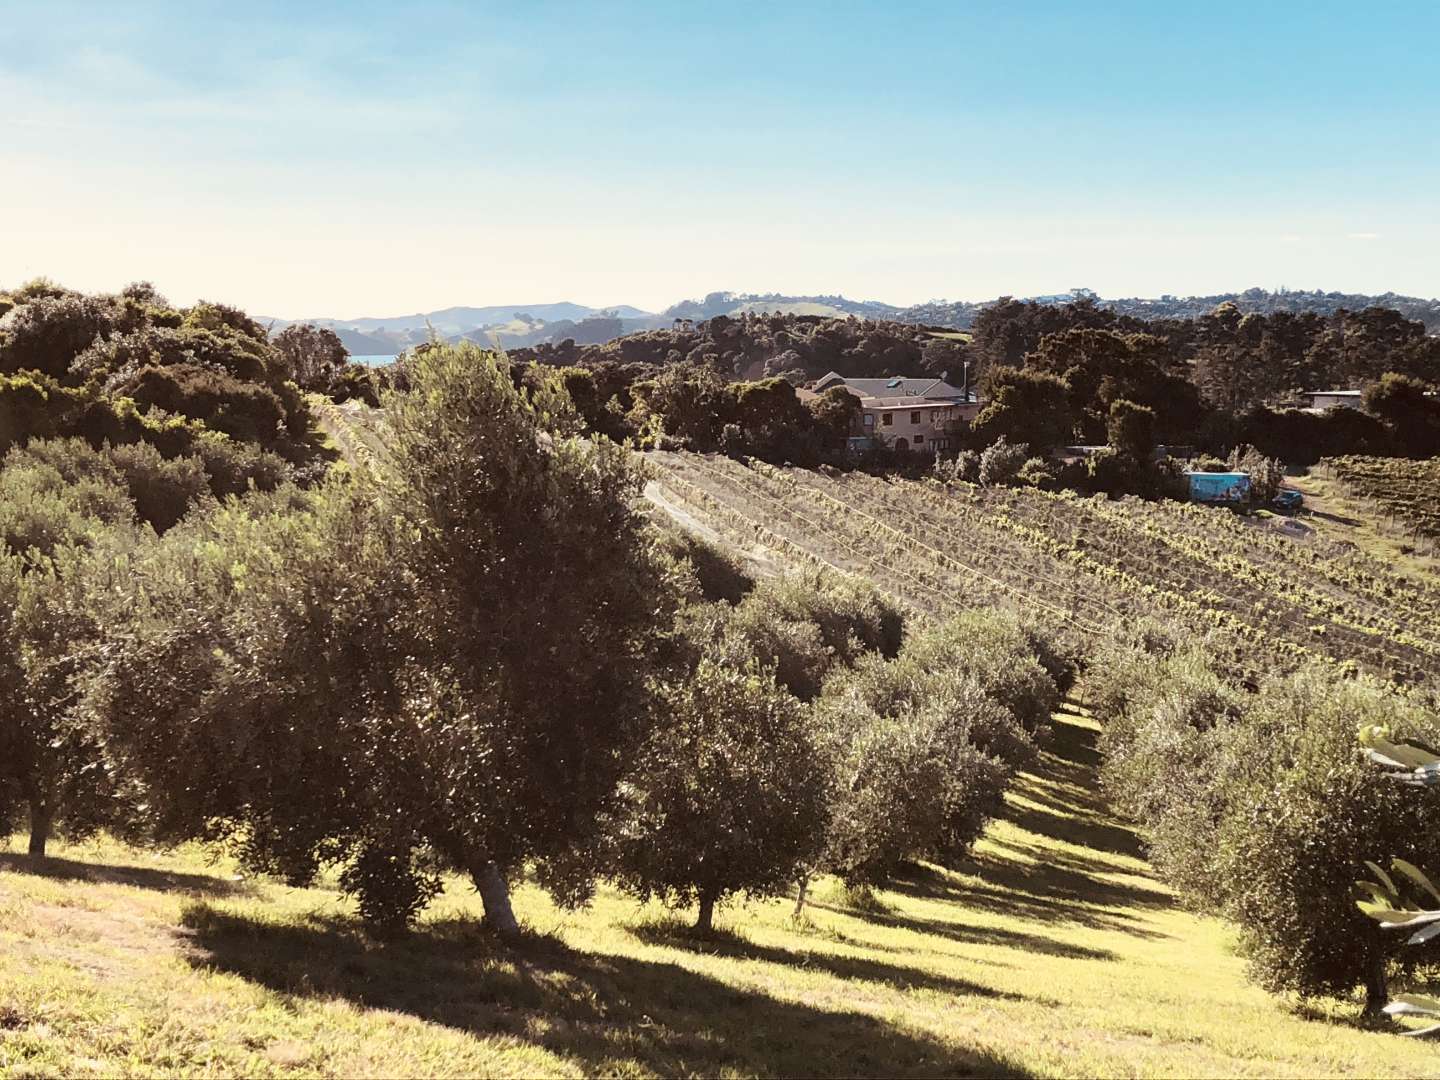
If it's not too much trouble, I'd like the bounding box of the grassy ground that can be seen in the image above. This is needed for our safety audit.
[1290,467,1440,579]
[3,706,1436,1078]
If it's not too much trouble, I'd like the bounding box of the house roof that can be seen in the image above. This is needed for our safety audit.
[860,397,969,410]
[813,372,976,403]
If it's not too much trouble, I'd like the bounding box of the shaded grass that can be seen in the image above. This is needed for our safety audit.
[180,906,1024,1078]
[3,707,1438,1077]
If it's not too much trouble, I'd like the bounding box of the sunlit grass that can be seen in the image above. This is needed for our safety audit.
[2,708,1435,1077]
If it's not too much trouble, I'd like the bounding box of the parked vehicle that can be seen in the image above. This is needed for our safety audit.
[1273,489,1304,513]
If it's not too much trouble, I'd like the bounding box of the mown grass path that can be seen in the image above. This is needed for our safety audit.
[2,707,1436,1077]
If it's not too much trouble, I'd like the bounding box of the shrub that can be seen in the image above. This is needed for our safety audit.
[0,372,71,448]
[0,441,137,555]
[653,527,753,604]
[1227,443,1285,503]
[1091,644,1440,1010]
[1016,456,1060,489]
[190,433,290,498]
[328,364,381,406]
[273,324,347,393]
[111,364,286,445]
[105,442,210,531]
[933,448,980,484]
[978,436,1030,486]
[899,611,1059,735]
[1091,642,1246,906]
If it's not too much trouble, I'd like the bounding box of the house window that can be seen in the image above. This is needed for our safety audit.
[882,412,893,426]
[914,434,924,445]
[910,411,920,424]
[863,413,874,429]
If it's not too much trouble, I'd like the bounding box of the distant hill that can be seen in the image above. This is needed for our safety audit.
[262,302,655,355]
[659,291,902,322]
[262,287,1440,358]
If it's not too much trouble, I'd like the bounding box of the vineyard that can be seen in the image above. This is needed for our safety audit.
[1321,455,1440,552]
[646,451,1440,683]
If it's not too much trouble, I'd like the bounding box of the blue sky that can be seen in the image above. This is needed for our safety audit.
[2,1,1437,316]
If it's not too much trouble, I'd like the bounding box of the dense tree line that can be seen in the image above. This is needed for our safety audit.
[513,310,969,385]
[0,279,392,498]
[504,297,1440,473]
[890,288,1440,335]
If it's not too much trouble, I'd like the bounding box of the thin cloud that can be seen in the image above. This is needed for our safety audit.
[1347,232,1381,240]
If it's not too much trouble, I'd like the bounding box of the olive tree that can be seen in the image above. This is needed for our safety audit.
[802,615,1047,903]
[615,658,832,930]
[815,666,1015,894]
[0,444,148,856]
[93,342,675,935]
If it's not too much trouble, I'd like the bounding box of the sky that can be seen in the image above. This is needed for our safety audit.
[2,1,1438,318]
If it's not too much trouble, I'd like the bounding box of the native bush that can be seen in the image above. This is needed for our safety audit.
[2,437,209,535]
[111,364,287,445]
[273,323,348,393]
[0,293,117,379]
[0,443,136,556]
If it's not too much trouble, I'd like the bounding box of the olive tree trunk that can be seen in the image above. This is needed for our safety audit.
[793,875,810,918]
[470,860,520,937]
[1364,952,1389,1016]
[695,888,718,932]
[27,799,52,858]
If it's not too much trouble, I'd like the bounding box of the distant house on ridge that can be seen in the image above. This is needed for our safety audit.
[799,372,981,453]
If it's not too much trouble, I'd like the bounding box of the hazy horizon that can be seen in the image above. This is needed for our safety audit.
[4,1,1437,315]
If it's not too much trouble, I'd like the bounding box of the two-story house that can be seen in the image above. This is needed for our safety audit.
[803,372,982,452]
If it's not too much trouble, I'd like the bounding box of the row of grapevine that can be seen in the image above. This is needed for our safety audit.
[1322,455,1440,549]
[646,452,1440,684]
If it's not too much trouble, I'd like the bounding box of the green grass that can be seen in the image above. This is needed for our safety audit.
[3,707,1435,1077]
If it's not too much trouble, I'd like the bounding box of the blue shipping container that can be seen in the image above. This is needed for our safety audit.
[1185,471,1251,503]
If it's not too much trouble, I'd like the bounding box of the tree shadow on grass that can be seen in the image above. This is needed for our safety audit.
[1003,795,1147,862]
[181,905,1035,1078]
[1304,507,1362,528]
[0,852,252,897]
[860,711,1173,940]
[878,861,1166,941]
[795,897,1119,962]
[624,920,1049,1001]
